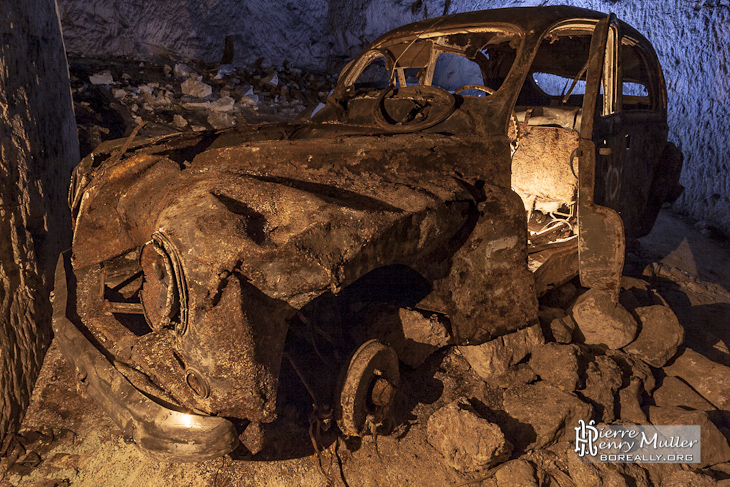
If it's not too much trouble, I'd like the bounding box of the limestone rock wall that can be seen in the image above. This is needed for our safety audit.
[0,0,79,440]
[56,0,331,70]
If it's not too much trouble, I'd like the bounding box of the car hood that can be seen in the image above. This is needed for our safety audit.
[71,123,513,306]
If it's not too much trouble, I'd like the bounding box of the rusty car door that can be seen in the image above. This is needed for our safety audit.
[577,13,625,301]
[612,36,670,238]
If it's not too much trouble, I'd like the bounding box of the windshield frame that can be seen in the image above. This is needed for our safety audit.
[335,23,526,101]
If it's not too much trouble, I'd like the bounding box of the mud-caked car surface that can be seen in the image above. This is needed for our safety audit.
[53,5,683,461]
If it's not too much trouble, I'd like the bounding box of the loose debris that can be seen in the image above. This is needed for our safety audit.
[571,288,639,349]
[624,305,684,367]
[426,398,512,472]
[69,56,337,157]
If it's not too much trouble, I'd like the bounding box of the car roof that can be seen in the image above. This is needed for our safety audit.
[370,5,649,48]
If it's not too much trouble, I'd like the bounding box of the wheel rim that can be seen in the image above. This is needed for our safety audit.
[335,339,400,436]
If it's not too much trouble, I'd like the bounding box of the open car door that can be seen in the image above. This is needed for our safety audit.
[577,13,625,302]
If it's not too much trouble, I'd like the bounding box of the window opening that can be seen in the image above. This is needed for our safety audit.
[621,38,655,111]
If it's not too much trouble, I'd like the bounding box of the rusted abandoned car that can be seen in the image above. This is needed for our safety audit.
[53,6,682,461]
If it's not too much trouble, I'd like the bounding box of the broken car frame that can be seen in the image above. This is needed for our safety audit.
[53,6,682,461]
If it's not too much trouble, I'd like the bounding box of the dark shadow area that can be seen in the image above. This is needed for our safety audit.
[69,83,131,158]
[160,132,218,166]
[391,349,446,439]
[637,210,730,294]
[467,397,537,457]
[210,193,268,245]
[248,174,406,213]
[632,274,730,367]
[232,264,436,461]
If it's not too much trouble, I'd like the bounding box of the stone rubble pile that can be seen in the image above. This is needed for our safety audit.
[420,274,730,486]
[69,57,336,156]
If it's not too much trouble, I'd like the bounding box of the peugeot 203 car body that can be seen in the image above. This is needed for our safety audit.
[53,6,682,461]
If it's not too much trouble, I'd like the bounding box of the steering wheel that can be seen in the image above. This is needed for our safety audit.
[454,84,495,96]
[372,84,456,132]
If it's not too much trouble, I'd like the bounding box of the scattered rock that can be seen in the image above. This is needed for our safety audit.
[490,363,537,389]
[502,381,592,450]
[262,72,279,87]
[181,78,213,98]
[207,112,236,130]
[581,355,623,422]
[353,306,450,368]
[215,64,237,79]
[396,308,450,367]
[173,63,197,78]
[654,376,717,412]
[240,92,260,106]
[240,421,265,455]
[537,307,575,343]
[150,92,172,107]
[172,114,188,129]
[210,96,236,112]
[648,406,730,468]
[493,459,538,487]
[89,71,114,85]
[564,444,652,487]
[137,83,154,94]
[571,288,638,349]
[664,348,730,410]
[662,470,719,487]
[618,377,648,423]
[180,96,211,110]
[69,57,337,147]
[460,324,544,382]
[529,343,581,391]
[607,349,657,393]
[623,306,684,367]
[551,315,576,344]
[426,398,512,472]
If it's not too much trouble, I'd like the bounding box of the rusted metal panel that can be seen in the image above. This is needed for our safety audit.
[426,184,539,344]
[54,5,682,461]
[52,252,239,462]
[577,15,626,301]
[69,128,527,420]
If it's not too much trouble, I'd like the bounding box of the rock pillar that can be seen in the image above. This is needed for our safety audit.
[0,0,79,440]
